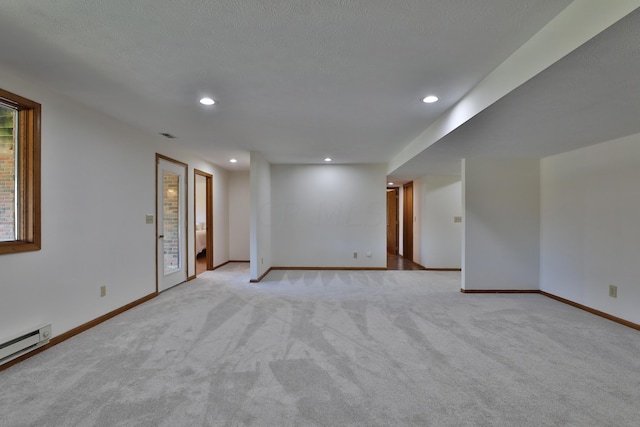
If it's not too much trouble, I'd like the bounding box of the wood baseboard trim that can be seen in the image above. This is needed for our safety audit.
[460,289,539,294]
[229,260,250,263]
[5,286,634,373]
[539,291,640,331]
[410,261,427,270]
[212,261,230,270]
[271,267,387,271]
[0,291,157,372]
[251,266,387,283]
[250,267,272,283]
[394,260,460,271]
[461,289,639,331]
[187,274,197,281]
[212,260,248,271]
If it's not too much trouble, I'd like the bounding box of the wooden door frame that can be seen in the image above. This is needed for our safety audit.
[387,187,399,255]
[403,182,413,261]
[194,169,213,272]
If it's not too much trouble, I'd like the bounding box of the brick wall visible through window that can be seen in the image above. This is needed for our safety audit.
[163,173,180,272]
[0,104,17,241]
[0,88,41,255]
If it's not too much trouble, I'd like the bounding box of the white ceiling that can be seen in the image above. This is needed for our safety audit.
[390,5,640,180]
[1,1,638,179]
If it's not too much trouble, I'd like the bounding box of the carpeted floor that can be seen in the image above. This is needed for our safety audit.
[1,263,639,426]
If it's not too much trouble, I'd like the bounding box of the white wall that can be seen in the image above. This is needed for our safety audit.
[249,151,272,281]
[541,134,640,324]
[271,164,386,268]
[462,158,540,290]
[195,174,207,225]
[414,175,462,269]
[210,166,230,269]
[0,64,229,342]
[229,171,250,261]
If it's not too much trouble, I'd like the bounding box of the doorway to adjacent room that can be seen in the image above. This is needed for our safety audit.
[387,187,399,255]
[194,170,213,276]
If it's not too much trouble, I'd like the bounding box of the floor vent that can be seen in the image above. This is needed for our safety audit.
[0,325,51,366]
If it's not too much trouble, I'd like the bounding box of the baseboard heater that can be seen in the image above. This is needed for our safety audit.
[0,324,52,366]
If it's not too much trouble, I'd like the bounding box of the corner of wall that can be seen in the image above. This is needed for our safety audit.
[249,152,272,281]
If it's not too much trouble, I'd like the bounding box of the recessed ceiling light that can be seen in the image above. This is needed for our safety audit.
[388,182,394,186]
[199,97,215,105]
[229,158,237,163]
[423,95,439,104]
[324,158,332,162]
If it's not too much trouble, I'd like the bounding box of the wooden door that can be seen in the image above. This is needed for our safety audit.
[403,182,413,261]
[386,188,399,254]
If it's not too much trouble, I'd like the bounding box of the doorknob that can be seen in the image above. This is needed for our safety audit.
[158,235,164,239]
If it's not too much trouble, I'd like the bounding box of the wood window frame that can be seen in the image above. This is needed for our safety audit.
[0,88,41,255]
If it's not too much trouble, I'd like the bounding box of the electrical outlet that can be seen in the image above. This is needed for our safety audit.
[609,285,617,298]
[100,285,106,297]
[261,257,263,264]
[353,252,358,259]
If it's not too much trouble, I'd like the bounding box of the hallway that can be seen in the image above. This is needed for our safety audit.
[386,253,425,271]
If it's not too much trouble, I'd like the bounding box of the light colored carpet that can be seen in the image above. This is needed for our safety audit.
[1,263,639,426]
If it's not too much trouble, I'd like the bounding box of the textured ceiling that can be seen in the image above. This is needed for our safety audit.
[389,6,640,180]
[0,0,574,170]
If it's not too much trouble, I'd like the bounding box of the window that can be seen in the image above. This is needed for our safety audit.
[0,88,41,254]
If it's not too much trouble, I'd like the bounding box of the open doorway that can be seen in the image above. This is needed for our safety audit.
[194,170,213,275]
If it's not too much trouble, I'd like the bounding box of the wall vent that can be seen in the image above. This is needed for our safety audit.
[0,324,51,366]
